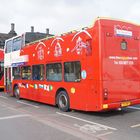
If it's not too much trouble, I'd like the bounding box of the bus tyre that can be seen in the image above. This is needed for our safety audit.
[14,86,20,99]
[57,91,70,112]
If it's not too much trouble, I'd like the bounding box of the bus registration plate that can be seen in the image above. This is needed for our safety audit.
[121,101,131,107]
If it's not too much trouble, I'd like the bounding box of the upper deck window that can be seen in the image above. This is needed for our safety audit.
[12,37,22,52]
[5,40,12,53]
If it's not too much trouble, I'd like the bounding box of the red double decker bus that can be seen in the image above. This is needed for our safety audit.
[4,18,140,111]
[0,49,4,89]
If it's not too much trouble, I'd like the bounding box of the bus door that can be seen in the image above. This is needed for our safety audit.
[5,67,12,93]
[0,61,4,88]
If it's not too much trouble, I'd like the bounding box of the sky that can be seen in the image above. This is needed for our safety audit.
[0,0,140,35]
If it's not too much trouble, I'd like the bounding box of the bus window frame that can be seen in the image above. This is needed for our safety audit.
[64,61,81,82]
[46,62,62,82]
[12,36,22,52]
[21,66,32,80]
[32,64,45,81]
[12,67,21,80]
[5,40,12,53]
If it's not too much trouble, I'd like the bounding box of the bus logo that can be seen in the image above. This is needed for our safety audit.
[71,30,92,55]
[35,42,46,60]
[51,37,64,57]
[37,47,44,60]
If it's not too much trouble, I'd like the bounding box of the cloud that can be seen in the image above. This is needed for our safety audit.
[0,0,140,35]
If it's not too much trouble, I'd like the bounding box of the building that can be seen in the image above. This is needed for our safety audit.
[0,24,54,49]
[24,26,54,44]
[0,23,17,49]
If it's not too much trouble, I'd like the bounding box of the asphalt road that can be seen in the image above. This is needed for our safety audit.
[0,92,140,140]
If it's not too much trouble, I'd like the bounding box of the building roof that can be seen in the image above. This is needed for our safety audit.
[0,23,17,49]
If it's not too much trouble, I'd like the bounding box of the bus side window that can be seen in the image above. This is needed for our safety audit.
[46,63,62,81]
[64,61,81,82]
[32,65,44,80]
[21,66,31,80]
[12,67,20,79]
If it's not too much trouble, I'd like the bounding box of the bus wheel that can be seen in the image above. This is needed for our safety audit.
[14,86,20,99]
[57,91,70,112]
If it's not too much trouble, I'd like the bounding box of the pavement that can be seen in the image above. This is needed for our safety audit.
[0,92,140,140]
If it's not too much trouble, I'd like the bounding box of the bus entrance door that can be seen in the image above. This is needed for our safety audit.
[5,67,12,93]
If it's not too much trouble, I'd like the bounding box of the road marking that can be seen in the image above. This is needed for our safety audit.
[17,101,40,108]
[56,112,117,130]
[0,114,31,120]
[96,131,113,137]
[0,96,8,99]
[127,106,140,110]
[74,123,111,135]
[131,124,140,128]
